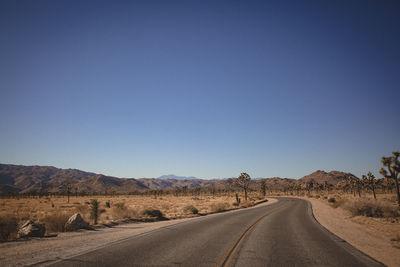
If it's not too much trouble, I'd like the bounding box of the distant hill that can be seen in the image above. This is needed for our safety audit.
[157,174,199,180]
[0,163,357,194]
[298,170,356,185]
[0,164,146,194]
[138,178,214,190]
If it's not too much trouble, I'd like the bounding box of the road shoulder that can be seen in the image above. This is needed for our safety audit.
[308,198,400,267]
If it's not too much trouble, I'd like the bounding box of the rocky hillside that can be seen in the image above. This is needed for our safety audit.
[0,164,357,194]
[298,170,356,185]
[0,164,146,194]
[0,164,216,194]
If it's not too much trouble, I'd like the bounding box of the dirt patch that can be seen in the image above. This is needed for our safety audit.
[309,198,400,267]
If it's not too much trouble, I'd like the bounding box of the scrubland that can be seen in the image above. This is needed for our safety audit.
[0,192,264,241]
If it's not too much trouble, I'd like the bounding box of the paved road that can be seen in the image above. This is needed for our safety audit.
[50,198,382,267]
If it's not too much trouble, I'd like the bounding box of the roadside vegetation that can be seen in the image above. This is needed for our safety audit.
[1,151,399,242]
[0,172,271,242]
[276,151,400,220]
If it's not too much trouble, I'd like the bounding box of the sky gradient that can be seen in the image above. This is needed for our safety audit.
[1,1,399,179]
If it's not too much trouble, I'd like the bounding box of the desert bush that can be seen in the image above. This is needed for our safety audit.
[90,199,99,224]
[391,234,400,246]
[210,202,229,212]
[328,197,336,203]
[183,205,198,214]
[0,216,18,242]
[142,208,164,219]
[240,201,255,208]
[235,193,240,204]
[114,202,126,210]
[111,202,137,219]
[382,204,400,218]
[42,212,72,233]
[342,199,399,218]
[105,201,111,208]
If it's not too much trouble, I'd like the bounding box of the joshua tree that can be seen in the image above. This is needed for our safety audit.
[348,176,361,197]
[59,181,72,203]
[235,173,251,201]
[362,172,376,200]
[260,180,267,197]
[306,180,314,195]
[380,151,400,207]
[235,193,241,204]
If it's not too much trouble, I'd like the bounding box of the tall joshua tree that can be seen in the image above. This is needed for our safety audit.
[260,180,267,197]
[235,173,251,201]
[59,181,72,203]
[380,151,400,207]
[362,172,376,200]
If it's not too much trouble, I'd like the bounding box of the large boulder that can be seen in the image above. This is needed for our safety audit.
[64,213,89,231]
[18,220,46,238]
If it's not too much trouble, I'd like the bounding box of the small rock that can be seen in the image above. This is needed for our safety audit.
[18,220,46,238]
[65,213,89,231]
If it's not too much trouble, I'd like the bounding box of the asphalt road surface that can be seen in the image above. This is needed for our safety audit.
[50,198,383,267]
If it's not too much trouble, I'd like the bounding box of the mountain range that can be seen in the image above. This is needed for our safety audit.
[0,163,357,194]
[157,174,199,180]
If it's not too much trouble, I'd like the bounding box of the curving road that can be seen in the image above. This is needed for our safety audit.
[50,198,382,267]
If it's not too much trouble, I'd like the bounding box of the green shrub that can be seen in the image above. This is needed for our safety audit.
[90,199,99,224]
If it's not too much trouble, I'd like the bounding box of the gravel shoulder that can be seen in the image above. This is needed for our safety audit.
[309,198,400,267]
[0,198,277,266]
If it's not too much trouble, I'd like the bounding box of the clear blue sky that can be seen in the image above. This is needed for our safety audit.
[0,1,399,179]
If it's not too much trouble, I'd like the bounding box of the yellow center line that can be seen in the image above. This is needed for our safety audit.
[216,202,289,267]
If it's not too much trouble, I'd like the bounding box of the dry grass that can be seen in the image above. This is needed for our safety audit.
[0,216,18,241]
[210,202,230,212]
[309,197,400,266]
[341,199,399,218]
[318,193,400,218]
[183,205,198,214]
[0,192,262,241]
[42,212,75,233]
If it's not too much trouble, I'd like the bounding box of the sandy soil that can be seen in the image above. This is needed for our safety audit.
[0,198,277,266]
[309,198,400,267]
[0,193,264,226]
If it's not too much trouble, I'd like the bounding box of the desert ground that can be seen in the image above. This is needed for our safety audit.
[1,192,399,266]
[0,192,264,239]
